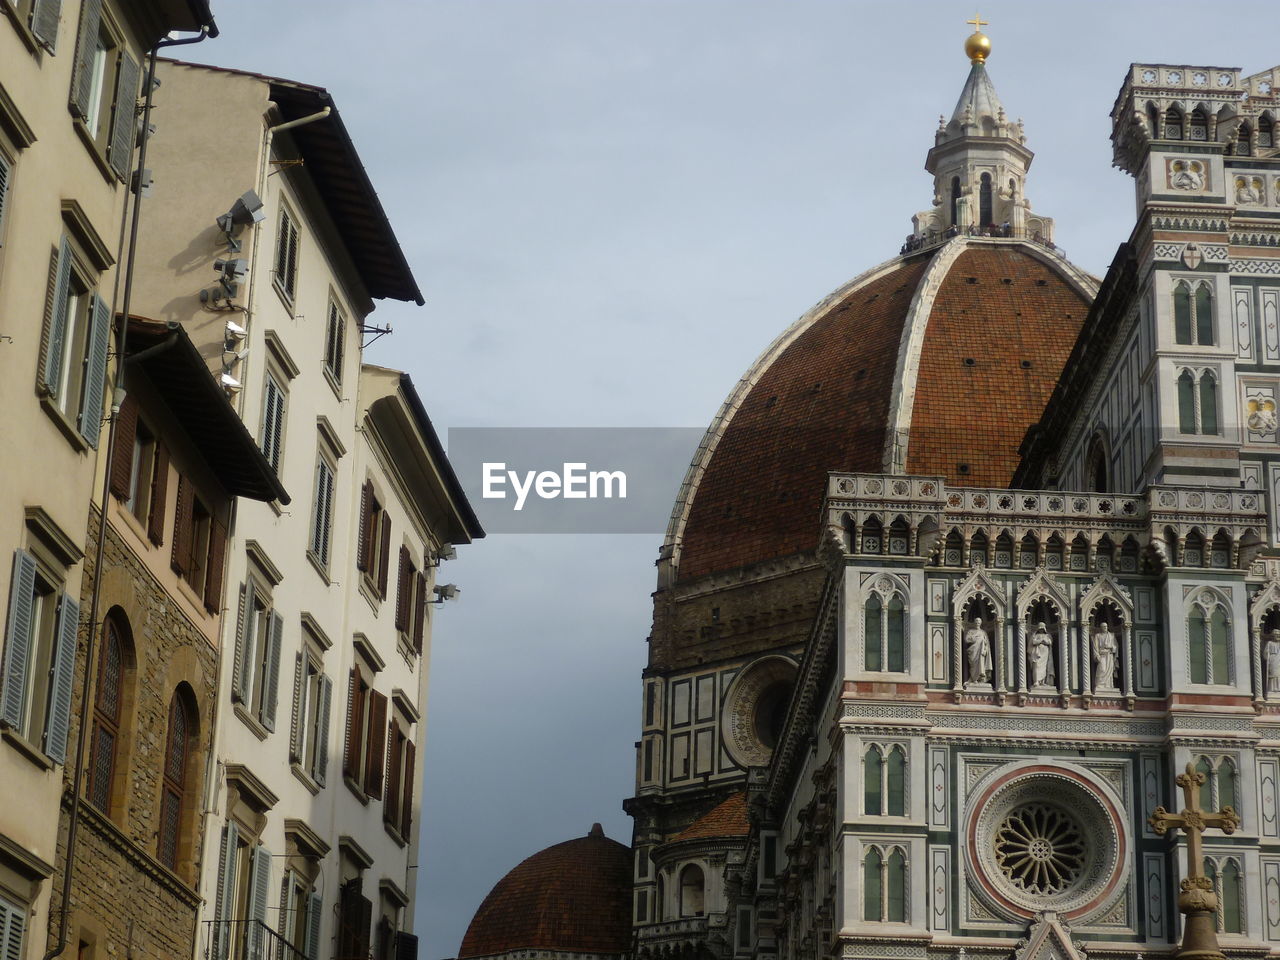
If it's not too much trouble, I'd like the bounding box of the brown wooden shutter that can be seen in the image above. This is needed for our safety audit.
[394,547,409,631]
[377,516,392,599]
[356,481,372,572]
[109,395,138,499]
[413,572,427,655]
[171,475,194,574]
[364,690,387,799]
[401,739,415,837]
[342,667,361,782]
[147,442,169,545]
[383,723,401,827]
[204,519,227,612]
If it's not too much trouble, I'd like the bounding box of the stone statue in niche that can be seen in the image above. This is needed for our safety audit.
[1170,160,1204,191]
[1092,620,1119,692]
[1028,621,1056,688]
[965,617,993,685]
[1236,176,1264,205]
[1265,630,1280,696]
[1247,396,1278,436]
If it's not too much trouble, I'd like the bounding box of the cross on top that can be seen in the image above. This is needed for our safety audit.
[966,14,989,32]
[1148,761,1241,885]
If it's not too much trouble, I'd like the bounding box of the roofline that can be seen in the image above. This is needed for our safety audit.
[397,373,485,540]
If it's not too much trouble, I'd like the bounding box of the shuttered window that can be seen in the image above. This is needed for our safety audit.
[0,893,27,960]
[88,614,127,813]
[384,720,416,842]
[69,1,139,179]
[310,454,336,567]
[260,373,286,473]
[0,151,11,245]
[274,207,300,304]
[232,580,284,732]
[324,300,345,385]
[289,652,333,787]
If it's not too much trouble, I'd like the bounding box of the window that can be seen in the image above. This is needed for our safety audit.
[39,236,111,448]
[1164,105,1184,140]
[309,453,336,569]
[260,373,287,474]
[1205,857,1244,934]
[862,845,908,923]
[678,864,704,917]
[0,147,11,249]
[1173,280,1214,345]
[158,689,194,871]
[383,717,415,841]
[69,1,138,178]
[863,744,907,816]
[324,299,346,386]
[1177,368,1219,436]
[1189,594,1232,684]
[336,879,372,960]
[231,579,284,731]
[7,0,62,51]
[88,612,130,813]
[1,548,77,762]
[0,893,26,960]
[864,586,906,672]
[109,395,169,543]
[280,870,323,960]
[274,207,299,304]
[358,480,392,600]
[211,824,273,960]
[343,664,388,799]
[289,650,332,786]
[171,476,226,611]
[395,546,427,654]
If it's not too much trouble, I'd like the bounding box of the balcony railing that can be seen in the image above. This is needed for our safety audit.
[899,224,1065,257]
[202,920,310,960]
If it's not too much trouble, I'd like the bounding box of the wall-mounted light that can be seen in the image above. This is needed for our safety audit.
[216,189,265,250]
[431,583,460,604]
[219,373,242,392]
[213,257,248,298]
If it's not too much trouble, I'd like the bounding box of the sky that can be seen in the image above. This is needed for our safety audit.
[182,3,1280,956]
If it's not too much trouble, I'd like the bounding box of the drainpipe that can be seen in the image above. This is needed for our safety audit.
[45,25,214,960]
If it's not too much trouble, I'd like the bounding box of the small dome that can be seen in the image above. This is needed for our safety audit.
[459,825,631,960]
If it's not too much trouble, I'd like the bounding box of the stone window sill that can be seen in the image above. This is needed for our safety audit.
[39,395,90,454]
[1,725,54,770]
[290,762,321,796]
[233,702,269,742]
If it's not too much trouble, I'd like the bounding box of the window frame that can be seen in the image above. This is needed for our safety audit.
[68,0,138,180]
[289,645,333,789]
[1175,366,1220,436]
[357,480,393,602]
[323,297,346,391]
[231,575,284,734]
[308,447,337,573]
[259,370,287,475]
[273,205,300,306]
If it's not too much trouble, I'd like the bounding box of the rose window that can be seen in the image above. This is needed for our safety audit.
[993,803,1086,895]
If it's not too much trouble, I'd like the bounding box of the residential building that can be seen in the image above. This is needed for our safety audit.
[0,3,215,959]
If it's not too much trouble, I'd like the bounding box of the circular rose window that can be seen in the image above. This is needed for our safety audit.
[965,764,1129,921]
[721,656,797,768]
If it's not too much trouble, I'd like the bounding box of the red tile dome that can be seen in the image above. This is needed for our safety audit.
[667,240,1095,583]
[459,824,631,960]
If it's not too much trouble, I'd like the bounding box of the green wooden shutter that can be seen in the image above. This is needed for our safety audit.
[314,674,332,786]
[44,592,79,762]
[107,52,140,179]
[288,652,304,761]
[29,0,62,51]
[304,891,323,960]
[69,0,103,119]
[261,610,284,730]
[42,237,73,395]
[0,551,37,729]
[231,581,254,702]
[79,293,112,448]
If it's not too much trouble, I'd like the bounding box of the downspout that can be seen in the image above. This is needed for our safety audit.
[45,25,214,960]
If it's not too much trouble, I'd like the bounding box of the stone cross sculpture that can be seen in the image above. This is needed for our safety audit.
[1148,762,1242,960]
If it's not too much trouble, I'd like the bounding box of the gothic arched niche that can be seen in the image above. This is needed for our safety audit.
[721,656,798,768]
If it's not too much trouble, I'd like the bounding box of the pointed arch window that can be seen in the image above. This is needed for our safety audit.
[862,848,882,921]
[1199,373,1219,434]
[1174,283,1192,343]
[1260,115,1274,149]
[979,173,993,226]
[88,613,128,813]
[1177,368,1218,435]
[1165,106,1184,140]
[1195,283,1214,344]
[862,845,908,922]
[1205,857,1244,934]
[1189,108,1208,141]
[1189,594,1232,684]
[950,177,961,227]
[863,744,908,816]
[1174,281,1213,345]
[1236,122,1252,157]
[864,585,907,673]
[159,690,193,871]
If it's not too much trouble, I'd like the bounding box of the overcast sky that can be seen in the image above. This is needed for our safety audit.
[184,3,1280,956]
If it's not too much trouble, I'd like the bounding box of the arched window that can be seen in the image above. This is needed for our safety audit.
[679,864,704,917]
[1189,596,1231,684]
[1260,115,1274,149]
[1237,122,1252,157]
[159,690,194,871]
[1189,606,1209,684]
[886,849,907,922]
[861,517,882,554]
[1195,284,1214,345]
[1219,759,1238,813]
[1174,282,1192,343]
[1217,859,1243,934]
[994,532,1014,568]
[1147,102,1160,138]
[88,613,128,812]
[970,531,989,568]
[1199,373,1219,435]
[979,173,993,226]
[1196,756,1214,811]
[886,596,905,672]
[865,586,907,674]
[1210,605,1230,682]
[1178,370,1197,434]
[864,746,882,815]
[655,875,665,922]
[1189,107,1209,141]
[864,595,882,672]
[950,176,961,227]
[862,848,882,921]
[1165,106,1184,140]
[886,747,906,816]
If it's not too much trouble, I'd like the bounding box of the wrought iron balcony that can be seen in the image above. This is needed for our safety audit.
[202,919,310,960]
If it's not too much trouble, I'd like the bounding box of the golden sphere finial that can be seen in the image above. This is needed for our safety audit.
[964,14,991,64]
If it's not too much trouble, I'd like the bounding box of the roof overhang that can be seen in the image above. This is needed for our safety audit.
[268,80,423,305]
[124,318,289,504]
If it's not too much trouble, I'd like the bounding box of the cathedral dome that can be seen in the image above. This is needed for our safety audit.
[459,824,631,960]
[666,238,1097,583]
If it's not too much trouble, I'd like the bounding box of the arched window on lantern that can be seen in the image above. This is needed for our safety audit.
[679,864,704,917]
[950,176,961,227]
[979,173,993,226]
[1189,107,1209,141]
[1259,114,1274,148]
[1165,105,1184,140]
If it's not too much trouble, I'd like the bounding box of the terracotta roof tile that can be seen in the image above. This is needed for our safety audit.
[459,825,631,959]
[673,792,750,841]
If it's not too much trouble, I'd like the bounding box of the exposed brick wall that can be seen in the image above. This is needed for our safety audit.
[44,510,217,957]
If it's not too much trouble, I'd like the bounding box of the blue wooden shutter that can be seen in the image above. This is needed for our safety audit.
[304,891,323,960]
[29,0,62,51]
[212,821,239,960]
[1,551,37,732]
[314,674,332,786]
[107,52,140,179]
[44,592,79,762]
[261,611,284,730]
[289,652,304,761]
[0,892,27,960]
[231,581,254,702]
[79,293,111,448]
[248,844,272,954]
[69,0,103,119]
[42,237,73,394]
